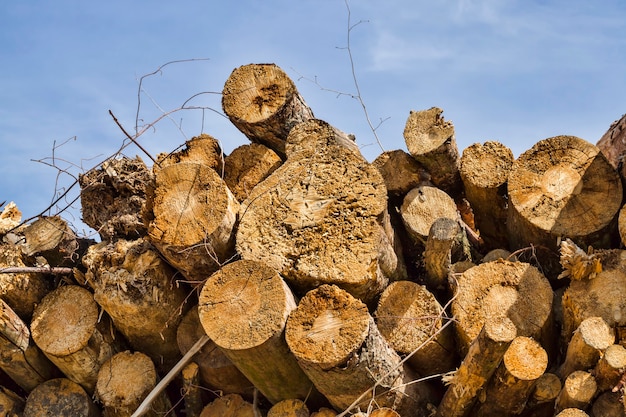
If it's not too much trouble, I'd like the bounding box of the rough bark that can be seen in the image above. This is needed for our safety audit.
[310,408,337,417]
[285,118,359,160]
[400,185,459,246]
[181,362,204,417]
[403,107,462,195]
[82,238,188,369]
[596,113,626,170]
[0,385,25,416]
[236,140,403,302]
[145,161,239,282]
[555,410,589,417]
[472,336,548,417]
[423,217,469,291]
[593,344,626,392]
[374,281,457,376]
[30,285,121,394]
[222,63,314,157]
[198,260,319,405]
[156,133,224,173]
[522,372,562,416]
[459,141,514,250]
[451,260,553,355]
[372,150,430,201]
[23,378,100,417]
[267,399,309,417]
[557,316,614,379]
[555,371,597,413]
[96,351,171,417]
[199,394,256,417]
[79,156,152,240]
[176,307,253,397]
[223,143,282,202]
[437,317,517,417]
[618,204,626,247]
[590,391,625,417]
[0,202,21,235]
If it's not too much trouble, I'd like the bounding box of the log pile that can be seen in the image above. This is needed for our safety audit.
[0,62,625,417]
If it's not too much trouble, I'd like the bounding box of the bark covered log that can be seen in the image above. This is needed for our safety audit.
[423,217,470,291]
[521,372,562,417]
[23,378,100,417]
[222,63,314,157]
[223,143,282,202]
[593,344,626,392]
[181,362,204,417]
[0,385,25,416]
[557,316,614,379]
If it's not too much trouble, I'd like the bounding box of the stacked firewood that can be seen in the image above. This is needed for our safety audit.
[0,63,625,417]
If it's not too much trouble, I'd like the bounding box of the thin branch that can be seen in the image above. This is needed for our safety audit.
[109,110,158,165]
[0,266,73,275]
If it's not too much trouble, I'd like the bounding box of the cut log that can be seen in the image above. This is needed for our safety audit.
[267,399,309,417]
[176,307,253,397]
[199,393,256,417]
[310,408,337,417]
[285,284,433,416]
[557,316,614,379]
[285,118,359,159]
[523,372,562,416]
[596,113,626,170]
[472,336,548,417]
[593,344,626,392]
[372,150,430,201]
[403,107,462,195]
[480,249,515,263]
[451,260,553,355]
[181,362,204,417]
[30,285,122,394]
[557,238,603,281]
[0,202,21,234]
[590,391,625,417]
[236,139,403,302]
[82,238,188,369]
[223,143,282,202]
[423,217,469,291]
[459,141,514,250]
[156,133,224,172]
[96,351,171,417]
[198,260,319,405]
[222,63,314,157]
[400,185,459,246]
[437,316,517,417]
[353,409,400,417]
[79,156,152,240]
[618,204,626,247]
[374,281,457,376]
[555,410,589,417]
[23,378,100,417]
[507,136,622,275]
[0,385,25,416]
[555,371,597,413]
[144,161,239,282]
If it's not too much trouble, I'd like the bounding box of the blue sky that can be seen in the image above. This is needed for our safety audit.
[1,0,625,236]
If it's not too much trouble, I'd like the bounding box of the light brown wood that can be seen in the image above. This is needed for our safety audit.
[0,202,21,234]
[374,281,456,376]
[182,362,204,417]
[156,133,224,172]
[145,161,239,282]
[310,408,337,417]
[199,393,256,417]
[198,260,319,405]
[267,399,310,417]
[590,391,625,417]
[593,344,626,392]
[372,150,429,200]
[222,63,314,157]
[596,112,626,170]
[223,143,282,202]
[531,372,562,404]
[23,378,100,417]
[82,238,188,369]
[21,215,86,267]
[30,285,121,394]
[437,316,517,417]
[285,118,360,159]
[555,410,589,417]
[557,316,614,379]
[618,204,626,247]
[423,217,469,291]
[0,385,25,416]
[400,185,459,246]
[403,107,462,195]
[558,238,603,281]
[459,141,514,250]
[555,371,597,414]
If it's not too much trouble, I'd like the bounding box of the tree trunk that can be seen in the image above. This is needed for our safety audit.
[285,118,359,159]
[372,150,429,202]
[145,162,239,282]
[400,186,459,247]
[156,133,224,173]
[555,410,589,417]
[593,344,626,392]
[403,107,462,196]
[590,392,625,417]
[596,113,626,170]
[23,378,100,417]
[30,285,122,394]
[472,336,548,417]
[96,351,171,417]
[437,317,517,417]
[451,261,553,356]
[285,284,432,416]
[199,394,257,417]
[176,307,253,397]
[521,372,562,417]
[557,316,614,379]
[374,281,457,376]
[423,217,470,291]
[198,260,320,405]
[181,362,204,417]
[555,371,597,414]
[0,385,25,416]
[82,238,189,370]
[223,143,282,203]
[459,141,514,250]
[222,63,314,158]
[267,399,309,417]
[236,138,403,303]
[507,136,622,276]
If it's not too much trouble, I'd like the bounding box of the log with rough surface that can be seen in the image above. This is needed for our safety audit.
[593,344,626,392]
[285,118,359,159]
[400,185,458,246]
[223,143,282,202]
[596,113,626,170]
[557,316,614,379]
[181,362,203,417]
[403,107,461,195]
[372,150,429,201]
[524,372,561,415]
[156,133,224,172]
[145,161,239,282]
[590,391,625,417]
[267,399,309,417]
[555,371,597,413]
[555,409,589,417]
[23,378,99,417]
[199,393,256,417]
[198,260,319,405]
[22,216,89,267]
[423,217,468,291]
[0,386,25,416]
[222,63,314,157]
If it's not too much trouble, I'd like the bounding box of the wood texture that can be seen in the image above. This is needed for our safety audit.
[267,399,310,417]
[593,344,626,392]
[400,185,458,246]
[23,378,100,417]
[223,143,282,202]
[555,371,597,414]
[557,316,614,379]
[199,394,256,417]
[156,133,224,172]
[372,150,429,200]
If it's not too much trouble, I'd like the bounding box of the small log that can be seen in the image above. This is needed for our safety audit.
[145,162,239,282]
[618,204,626,247]
[400,185,459,246]
[423,217,468,291]
[181,362,204,417]
[0,385,25,416]
[557,316,614,379]
[79,156,152,240]
[0,202,21,234]
[310,408,337,417]
[222,63,314,157]
[593,344,626,392]
[437,316,517,417]
[96,351,171,417]
[82,238,188,369]
[199,393,256,417]
[451,260,553,355]
[198,260,319,405]
[353,409,400,417]
[590,391,624,417]
[156,133,224,172]
[555,410,589,417]
[520,372,562,417]
[555,371,597,414]
[23,378,100,417]
[596,112,626,170]
[21,215,90,267]
[374,281,456,376]
[285,118,359,159]
[472,336,548,417]
[507,136,622,274]
[459,141,514,250]
[223,143,282,202]
[267,399,309,417]
[285,284,432,416]
[30,285,121,394]
[372,150,429,201]
[176,307,253,397]
[480,249,515,263]
[403,107,461,195]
